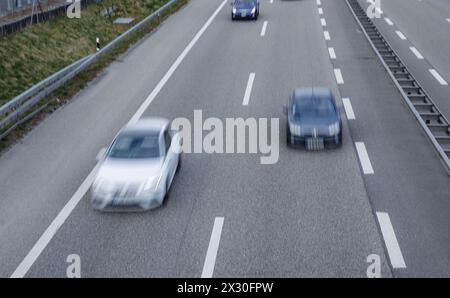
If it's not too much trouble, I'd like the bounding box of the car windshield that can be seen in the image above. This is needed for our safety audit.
[108,132,160,159]
[293,95,335,119]
[235,0,254,5]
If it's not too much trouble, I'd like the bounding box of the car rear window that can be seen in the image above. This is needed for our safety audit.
[294,95,335,118]
[235,0,255,4]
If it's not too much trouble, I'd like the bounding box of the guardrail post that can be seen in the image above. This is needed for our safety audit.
[96,37,100,52]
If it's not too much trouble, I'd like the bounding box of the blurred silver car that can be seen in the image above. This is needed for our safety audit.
[91,118,181,211]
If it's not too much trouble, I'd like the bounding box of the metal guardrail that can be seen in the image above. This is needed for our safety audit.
[0,55,91,120]
[0,0,35,16]
[0,0,181,141]
[346,0,450,173]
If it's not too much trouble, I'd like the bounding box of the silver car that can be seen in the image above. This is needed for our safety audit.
[91,118,181,211]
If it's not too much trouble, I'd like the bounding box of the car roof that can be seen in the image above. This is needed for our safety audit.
[293,87,333,100]
[233,0,256,3]
[120,117,170,135]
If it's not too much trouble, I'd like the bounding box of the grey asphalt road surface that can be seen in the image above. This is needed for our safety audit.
[0,0,449,278]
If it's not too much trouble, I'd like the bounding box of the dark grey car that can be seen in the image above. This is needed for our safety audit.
[284,87,342,150]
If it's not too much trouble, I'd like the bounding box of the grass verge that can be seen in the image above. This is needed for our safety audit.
[0,0,187,153]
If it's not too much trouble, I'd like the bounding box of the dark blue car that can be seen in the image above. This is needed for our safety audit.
[231,0,260,20]
[284,87,343,150]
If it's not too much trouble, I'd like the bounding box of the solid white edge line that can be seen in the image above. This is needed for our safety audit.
[355,142,374,174]
[260,21,268,37]
[395,30,407,40]
[409,47,424,59]
[334,68,344,84]
[342,97,355,120]
[320,18,326,27]
[11,163,101,278]
[384,17,393,26]
[429,69,448,85]
[10,0,229,278]
[376,212,407,269]
[242,73,256,106]
[328,47,336,59]
[324,31,330,40]
[201,217,225,278]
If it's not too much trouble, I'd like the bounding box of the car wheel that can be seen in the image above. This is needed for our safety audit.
[176,155,181,174]
[286,126,292,146]
[162,180,171,206]
[337,131,343,148]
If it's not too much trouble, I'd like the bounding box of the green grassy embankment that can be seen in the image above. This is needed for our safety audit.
[0,0,187,151]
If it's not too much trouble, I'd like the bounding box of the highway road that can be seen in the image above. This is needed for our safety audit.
[0,0,449,278]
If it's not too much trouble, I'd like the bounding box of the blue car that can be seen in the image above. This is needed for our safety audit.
[231,0,260,20]
[284,87,343,150]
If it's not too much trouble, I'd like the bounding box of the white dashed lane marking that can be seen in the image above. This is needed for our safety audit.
[409,47,424,59]
[201,217,225,278]
[429,69,448,85]
[334,68,344,85]
[242,73,256,106]
[342,98,355,120]
[395,30,407,40]
[328,47,336,59]
[260,21,268,37]
[376,212,407,269]
[355,142,374,174]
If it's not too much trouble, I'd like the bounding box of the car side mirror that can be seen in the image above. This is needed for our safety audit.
[96,147,107,162]
[170,133,183,154]
[283,105,288,116]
